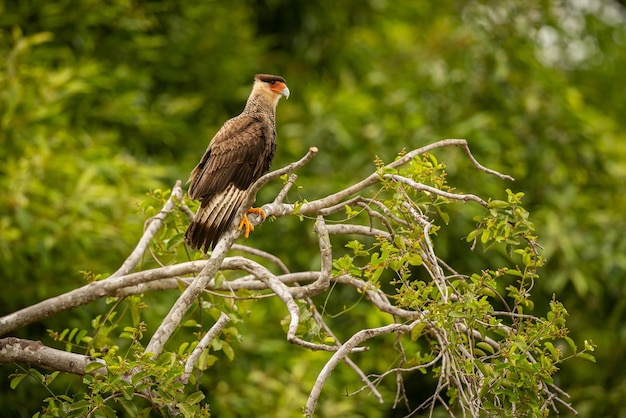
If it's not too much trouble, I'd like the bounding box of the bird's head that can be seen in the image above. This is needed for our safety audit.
[254,74,290,103]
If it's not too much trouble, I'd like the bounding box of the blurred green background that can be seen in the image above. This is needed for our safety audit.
[1,0,625,416]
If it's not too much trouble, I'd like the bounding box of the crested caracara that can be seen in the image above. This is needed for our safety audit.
[185,74,290,252]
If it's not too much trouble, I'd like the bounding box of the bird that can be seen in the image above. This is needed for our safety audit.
[184,74,290,252]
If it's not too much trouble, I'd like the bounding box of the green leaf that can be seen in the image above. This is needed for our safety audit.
[132,371,149,386]
[59,328,70,341]
[411,322,427,341]
[476,341,495,355]
[177,402,195,418]
[564,336,577,353]
[407,253,422,266]
[84,361,106,374]
[544,342,560,361]
[222,341,235,361]
[575,352,596,363]
[487,200,509,209]
[186,391,205,405]
[68,328,78,343]
[119,399,138,416]
[10,374,27,389]
[68,400,91,411]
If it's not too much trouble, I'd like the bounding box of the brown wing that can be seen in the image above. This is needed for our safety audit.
[188,113,276,201]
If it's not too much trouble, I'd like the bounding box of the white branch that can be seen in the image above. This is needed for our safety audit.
[111,180,184,278]
[304,321,422,417]
[179,312,230,384]
[386,174,488,206]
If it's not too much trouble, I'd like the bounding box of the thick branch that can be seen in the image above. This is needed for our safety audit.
[263,138,513,219]
[144,237,233,356]
[0,261,206,336]
[0,337,106,375]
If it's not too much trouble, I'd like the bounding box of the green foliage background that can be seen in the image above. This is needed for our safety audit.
[1,0,625,416]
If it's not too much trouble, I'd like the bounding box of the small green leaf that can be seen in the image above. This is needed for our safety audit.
[411,322,427,341]
[187,391,205,405]
[84,361,106,374]
[487,200,509,209]
[119,398,138,416]
[177,402,195,418]
[544,342,560,360]
[178,342,190,355]
[68,400,91,411]
[76,329,88,344]
[564,336,577,353]
[68,328,78,343]
[476,341,495,355]
[575,352,596,363]
[132,371,148,386]
[59,328,70,341]
[10,374,27,389]
[222,341,235,361]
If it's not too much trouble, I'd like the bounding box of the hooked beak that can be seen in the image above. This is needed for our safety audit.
[281,86,290,99]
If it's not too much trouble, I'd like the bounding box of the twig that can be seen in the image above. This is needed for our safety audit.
[228,257,349,352]
[231,244,290,274]
[179,312,230,384]
[304,321,422,417]
[111,180,184,278]
[386,174,488,206]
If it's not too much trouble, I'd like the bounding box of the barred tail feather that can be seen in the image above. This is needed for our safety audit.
[185,185,248,252]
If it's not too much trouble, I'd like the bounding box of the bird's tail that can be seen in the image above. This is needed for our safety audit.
[185,185,248,252]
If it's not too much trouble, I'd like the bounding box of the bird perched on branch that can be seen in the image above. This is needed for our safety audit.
[185,74,290,252]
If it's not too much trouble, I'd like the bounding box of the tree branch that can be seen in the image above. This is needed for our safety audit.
[304,321,422,417]
[0,337,106,375]
[111,180,184,278]
[179,312,230,385]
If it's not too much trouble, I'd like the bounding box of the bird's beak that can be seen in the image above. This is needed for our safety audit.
[281,86,290,99]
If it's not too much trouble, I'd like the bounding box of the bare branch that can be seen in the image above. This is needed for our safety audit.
[387,139,514,181]
[231,244,290,274]
[0,337,106,375]
[179,312,230,385]
[305,321,422,417]
[325,224,391,239]
[111,180,184,278]
[0,261,207,336]
[144,235,234,357]
[273,173,298,205]
[2,141,575,417]
[386,174,488,206]
[290,216,333,299]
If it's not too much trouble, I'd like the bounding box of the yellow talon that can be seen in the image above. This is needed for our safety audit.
[237,207,267,238]
[247,207,267,220]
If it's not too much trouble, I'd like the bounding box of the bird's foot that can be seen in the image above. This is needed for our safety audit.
[238,207,267,238]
